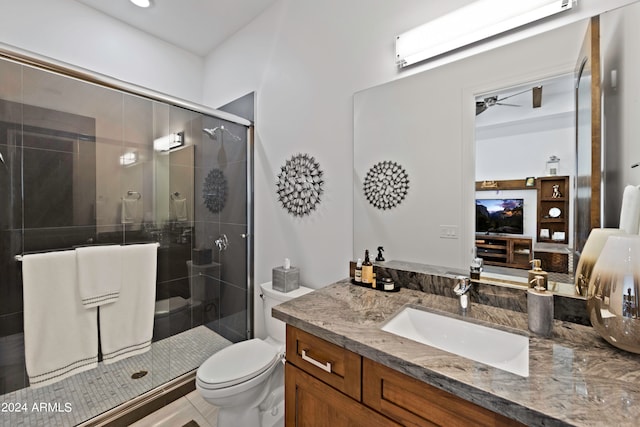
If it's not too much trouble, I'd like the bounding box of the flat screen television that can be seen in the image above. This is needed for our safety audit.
[476,198,524,235]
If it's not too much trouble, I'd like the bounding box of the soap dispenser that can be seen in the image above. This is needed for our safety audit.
[528,275,554,337]
[528,259,548,289]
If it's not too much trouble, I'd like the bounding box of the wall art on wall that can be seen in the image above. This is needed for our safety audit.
[276,153,324,217]
[363,161,409,210]
[202,168,227,214]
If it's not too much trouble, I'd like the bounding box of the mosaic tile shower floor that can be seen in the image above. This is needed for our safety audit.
[0,326,231,426]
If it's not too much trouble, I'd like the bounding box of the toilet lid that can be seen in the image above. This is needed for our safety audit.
[198,339,280,389]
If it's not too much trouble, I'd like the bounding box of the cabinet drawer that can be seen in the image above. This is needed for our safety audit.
[363,359,524,427]
[286,325,361,400]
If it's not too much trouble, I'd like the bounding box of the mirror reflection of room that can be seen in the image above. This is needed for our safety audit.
[474,74,575,286]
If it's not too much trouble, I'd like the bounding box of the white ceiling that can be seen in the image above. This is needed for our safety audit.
[73,0,278,56]
[475,74,575,128]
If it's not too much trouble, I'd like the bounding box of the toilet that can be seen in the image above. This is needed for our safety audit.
[196,282,313,427]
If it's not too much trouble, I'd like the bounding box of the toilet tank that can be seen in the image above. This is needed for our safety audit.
[260,282,313,343]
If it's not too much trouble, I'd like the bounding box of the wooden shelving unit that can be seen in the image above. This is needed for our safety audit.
[536,176,570,244]
[475,235,532,269]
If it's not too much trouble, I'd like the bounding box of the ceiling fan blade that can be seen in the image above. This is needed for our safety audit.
[532,86,543,108]
[495,102,520,107]
[495,87,530,103]
[476,103,488,115]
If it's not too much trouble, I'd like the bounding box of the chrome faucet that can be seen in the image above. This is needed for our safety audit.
[453,276,472,311]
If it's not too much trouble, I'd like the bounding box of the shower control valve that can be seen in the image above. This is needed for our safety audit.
[215,234,229,251]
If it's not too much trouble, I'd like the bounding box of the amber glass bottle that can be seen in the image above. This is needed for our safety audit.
[361,250,373,286]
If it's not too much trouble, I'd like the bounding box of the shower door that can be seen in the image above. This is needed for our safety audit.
[193,116,251,343]
[0,55,252,426]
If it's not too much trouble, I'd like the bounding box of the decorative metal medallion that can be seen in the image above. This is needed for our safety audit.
[202,168,227,214]
[363,161,409,210]
[276,153,324,217]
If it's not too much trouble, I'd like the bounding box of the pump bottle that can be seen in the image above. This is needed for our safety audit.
[361,250,373,287]
[528,259,548,289]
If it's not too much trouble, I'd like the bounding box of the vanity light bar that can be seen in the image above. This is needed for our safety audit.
[396,0,576,67]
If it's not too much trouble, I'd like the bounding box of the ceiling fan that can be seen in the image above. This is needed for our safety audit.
[476,86,543,115]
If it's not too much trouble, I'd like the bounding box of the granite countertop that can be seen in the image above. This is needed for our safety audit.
[273,280,640,427]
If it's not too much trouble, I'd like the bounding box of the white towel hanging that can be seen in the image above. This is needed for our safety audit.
[76,245,123,308]
[172,197,188,221]
[121,198,138,224]
[22,251,98,388]
[99,243,157,364]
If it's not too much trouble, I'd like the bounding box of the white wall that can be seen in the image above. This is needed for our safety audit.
[201,0,639,288]
[602,2,640,226]
[0,0,204,103]
[476,127,575,181]
[201,0,478,288]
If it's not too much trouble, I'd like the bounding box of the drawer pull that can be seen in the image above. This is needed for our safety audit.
[301,349,332,373]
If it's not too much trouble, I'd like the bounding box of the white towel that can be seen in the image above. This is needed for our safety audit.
[99,243,157,364]
[22,251,98,388]
[172,197,188,221]
[619,185,640,234]
[76,245,123,308]
[121,198,138,224]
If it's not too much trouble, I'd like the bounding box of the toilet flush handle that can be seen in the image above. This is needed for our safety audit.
[301,349,332,373]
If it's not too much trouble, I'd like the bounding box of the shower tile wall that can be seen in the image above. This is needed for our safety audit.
[0,97,98,394]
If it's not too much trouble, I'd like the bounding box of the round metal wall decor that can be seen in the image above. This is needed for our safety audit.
[363,161,409,210]
[276,153,324,217]
[202,168,227,214]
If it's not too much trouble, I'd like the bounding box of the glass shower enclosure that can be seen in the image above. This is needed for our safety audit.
[0,53,253,425]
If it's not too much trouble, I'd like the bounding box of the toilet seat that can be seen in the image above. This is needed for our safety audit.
[197,339,280,390]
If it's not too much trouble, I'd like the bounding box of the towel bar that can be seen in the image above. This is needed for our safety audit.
[14,242,160,262]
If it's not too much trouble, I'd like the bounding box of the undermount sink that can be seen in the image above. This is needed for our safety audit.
[382,307,529,377]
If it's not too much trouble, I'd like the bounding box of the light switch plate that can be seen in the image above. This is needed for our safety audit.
[440,225,459,239]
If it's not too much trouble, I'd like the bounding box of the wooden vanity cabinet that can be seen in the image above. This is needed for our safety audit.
[285,364,400,426]
[285,325,398,426]
[285,325,524,427]
[363,359,524,427]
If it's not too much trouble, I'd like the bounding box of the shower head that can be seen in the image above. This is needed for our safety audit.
[202,126,241,142]
[203,127,218,139]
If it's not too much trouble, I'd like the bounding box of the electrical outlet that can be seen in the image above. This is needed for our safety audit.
[440,225,459,239]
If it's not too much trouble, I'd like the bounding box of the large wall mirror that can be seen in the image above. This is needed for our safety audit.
[353,1,640,297]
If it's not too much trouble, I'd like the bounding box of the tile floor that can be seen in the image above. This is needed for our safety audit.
[131,389,218,427]
[0,326,230,426]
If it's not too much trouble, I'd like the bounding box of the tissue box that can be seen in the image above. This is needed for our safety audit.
[192,248,212,265]
[272,266,300,292]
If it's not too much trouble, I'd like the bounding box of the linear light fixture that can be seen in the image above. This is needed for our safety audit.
[153,132,184,152]
[130,0,152,8]
[396,0,576,68]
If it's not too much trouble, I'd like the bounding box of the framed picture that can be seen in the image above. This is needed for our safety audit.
[525,177,535,187]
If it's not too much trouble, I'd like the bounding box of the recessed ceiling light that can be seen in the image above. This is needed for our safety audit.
[130,0,151,8]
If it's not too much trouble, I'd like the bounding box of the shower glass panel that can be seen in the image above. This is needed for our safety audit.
[0,56,251,425]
